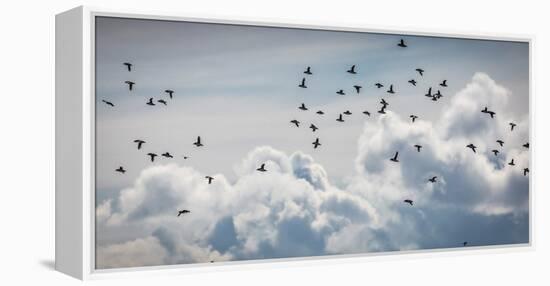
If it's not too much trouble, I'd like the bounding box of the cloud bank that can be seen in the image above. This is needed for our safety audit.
[96,73,529,269]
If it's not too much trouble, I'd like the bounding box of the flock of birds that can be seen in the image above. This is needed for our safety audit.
[101,38,529,249]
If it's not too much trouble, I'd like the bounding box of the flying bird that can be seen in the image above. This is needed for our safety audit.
[299,78,307,88]
[390,151,399,162]
[133,139,145,150]
[408,79,417,86]
[496,140,504,147]
[353,85,362,93]
[164,89,174,99]
[410,115,418,123]
[256,163,267,172]
[509,122,517,131]
[434,90,442,99]
[312,138,321,149]
[343,110,352,115]
[298,103,308,111]
[304,66,312,75]
[440,80,448,87]
[161,152,173,158]
[414,144,422,152]
[123,62,132,72]
[115,166,126,174]
[524,168,529,176]
[404,199,413,206]
[336,89,345,95]
[380,98,389,107]
[146,98,155,106]
[425,87,432,97]
[182,155,189,159]
[398,39,407,47]
[101,99,114,107]
[177,210,190,217]
[290,119,300,127]
[463,241,468,247]
[491,149,499,156]
[387,84,395,94]
[310,124,318,132]
[481,107,495,118]
[523,142,529,148]
[147,153,157,162]
[363,110,371,116]
[124,81,135,91]
[415,68,424,76]
[378,106,387,114]
[428,176,437,183]
[193,136,203,147]
[466,144,477,153]
[205,176,214,184]
[316,110,324,115]
[336,114,345,122]
[375,83,384,89]
[347,65,357,74]
[157,99,167,106]
[508,159,515,166]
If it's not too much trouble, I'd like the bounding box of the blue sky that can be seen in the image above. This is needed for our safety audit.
[94,16,529,269]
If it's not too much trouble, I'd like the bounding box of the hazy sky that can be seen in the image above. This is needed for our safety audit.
[94,16,529,269]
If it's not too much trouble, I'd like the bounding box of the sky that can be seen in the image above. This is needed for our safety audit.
[94,16,530,269]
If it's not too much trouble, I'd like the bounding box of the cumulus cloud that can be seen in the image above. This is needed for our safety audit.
[96,73,529,269]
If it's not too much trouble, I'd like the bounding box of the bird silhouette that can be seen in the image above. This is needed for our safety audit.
[161,152,173,158]
[182,155,189,159]
[363,111,371,116]
[316,110,324,115]
[404,199,413,206]
[256,163,267,172]
[523,142,529,148]
[290,119,300,127]
[387,84,395,94]
[375,83,384,89]
[205,176,214,184]
[299,78,307,88]
[434,90,442,99]
[164,89,174,99]
[123,62,132,72]
[509,122,517,131]
[440,80,447,87]
[146,98,155,106]
[304,66,312,75]
[410,115,418,122]
[414,144,422,152]
[115,166,126,174]
[524,168,529,176]
[347,65,357,74]
[481,107,495,118]
[415,68,424,76]
[312,138,321,149]
[390,151,399,162]
[177,210,190,216]
[463,241,468,247]
[158,99,167,106]
[343,110,352,115]
[496,140,504,147]
[298,103,308,111]
[428,176,437,183]
[336,89,345,95]
[193,136,203,147]
[378,106,387,114]
[133,139,145,149]
[425,87,432,97]
[353,85,362,93]
[380,98,389,107]
[310,124,318,132]
[147,153,157,162]
[398,39,407,47]
[508,159,515,166]
[492,149,499,156]
[336,114,345,122]
[102,99,114,107]
[466,144,477,153]
[408,79,417,86]
[125,81,135,91]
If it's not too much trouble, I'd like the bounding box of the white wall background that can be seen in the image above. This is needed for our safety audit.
[0,0,548,284]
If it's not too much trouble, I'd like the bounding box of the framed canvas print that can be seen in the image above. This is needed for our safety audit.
[55,6,532,280]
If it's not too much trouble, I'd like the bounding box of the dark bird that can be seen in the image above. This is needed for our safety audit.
[380,98,389,107]
[298,103,308,111]
[363,110,371,116]
[290,119,300,127]
[408,79,417,86]
[164,89,174,99]
[336,114,345,122]
[312,138,321,149]
[193,136,203,147]
[481,106,488,113]
[428,176,437,183]
[161,152,173,158]
[205,176,214,184]
[133,139,145,150]
[304,66,312,75]
[481,107,495,118]
[177,210,190,216]
[425,87,432,97]
[378,106,387,114]
[496,140,504,147]
[316,110,324,115]
[523,142,529,148]
[102,99,114,107]
[434,90,442,99]
[336,89,345,95]
[375,83,384,89]
[390,151,399,162]
[347,65,357,74]
[299,78,307,88]
[310,124,318,132]
[157,99,167,106]
[387,84,395,94]
[414,144,422,152]
[440,80,448,87]
[115,166,126,174]
[182,156,189,159]
[508,159,515,166]
[415,68,424,76]
[397,39,407,48]
[463,241,468,247]
[353,85,362,93]
[343,110,352,115]
[410,115,418,123]
[147,153,157,162]
[123,62,132,72]
[256,163,267,172]
[466,144,477,153]
[524,168,529,176]
[146,98,155,106]
[509,122,517,131]
[492,149,499,156]
[404,199,413,206]
[124,81,135,91]
[431,95,438,102]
